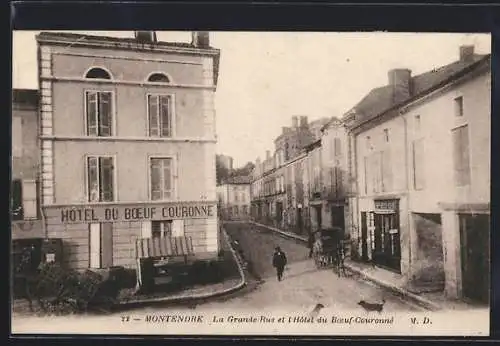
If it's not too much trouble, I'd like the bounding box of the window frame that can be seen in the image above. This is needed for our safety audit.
[146,92,176,138]
[452,124,471,187]
[83,89,116,137]
[148,155,177,201]
[146,71,174,84]
[454,96,464,117]
[152,220,173,238]
[84,154,117,203]
[83,66,114,80]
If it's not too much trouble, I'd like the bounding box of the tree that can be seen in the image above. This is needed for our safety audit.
[216,158,230,185]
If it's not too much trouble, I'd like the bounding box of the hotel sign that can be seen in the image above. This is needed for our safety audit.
[58,203,216,224]
[374,199,399,212]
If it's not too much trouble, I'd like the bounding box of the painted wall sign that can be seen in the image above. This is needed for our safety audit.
[58,203,216,224]
[374,199,399,212]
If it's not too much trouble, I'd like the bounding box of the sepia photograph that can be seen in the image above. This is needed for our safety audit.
[10,30,491,336]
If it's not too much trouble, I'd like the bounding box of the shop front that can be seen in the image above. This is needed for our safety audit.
[42,201,219,271]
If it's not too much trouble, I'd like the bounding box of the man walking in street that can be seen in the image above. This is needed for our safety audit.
[272,246,287,281]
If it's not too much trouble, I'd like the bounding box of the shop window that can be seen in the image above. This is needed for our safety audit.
[87,156,114,202]
[150,157,174,200]
[148,94,173,137]
[152,220,173,238]
[85,91,113,136]
[89,223,113,269]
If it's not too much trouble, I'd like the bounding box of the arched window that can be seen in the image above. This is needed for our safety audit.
[147,73,170,83]
[85,67,112,80]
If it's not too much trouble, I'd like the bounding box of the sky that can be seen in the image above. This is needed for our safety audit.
[12,31,491,167]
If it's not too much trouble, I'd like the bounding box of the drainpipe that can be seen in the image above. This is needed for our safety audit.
[402,112,413,284]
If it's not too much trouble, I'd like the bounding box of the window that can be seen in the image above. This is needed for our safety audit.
[383,129,390,142]
[87,156,114,202]
[12,117,22,158]
[148,73,170,83]
[412,139,425,190]
[148,94,173,137]
[85,68,111,80]
[414,115,421,132]
[89,223,113,269]
[452,125,471,186]
[381,150,392,192]
[334,137,342,157]
[366,136,371,150]
[86,91,113,136]
[150,157,174,200]
[11,179,23,220]
[152,220,172,238]
[234,190,239,202]
[454,96,464,117]
[22,180,37,219]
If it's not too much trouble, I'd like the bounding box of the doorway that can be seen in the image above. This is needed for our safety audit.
[313,205,322,231]
[331,206,345,230]
[361,212,369,261]
[460,213,490,304]
[373,212,401,273]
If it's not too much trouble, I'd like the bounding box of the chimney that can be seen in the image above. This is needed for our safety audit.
[266,150,271,160]
[191,31,210,48]
[388,68,412,104]
[300,116,308,128]
[459,45,475,62]
[292,116,299,128]
[134,31,157,43]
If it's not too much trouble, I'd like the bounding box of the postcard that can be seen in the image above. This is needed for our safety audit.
[11,30,491,336]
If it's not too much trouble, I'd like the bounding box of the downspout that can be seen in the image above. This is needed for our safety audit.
[402,112,413,284]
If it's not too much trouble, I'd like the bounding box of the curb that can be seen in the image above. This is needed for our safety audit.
[247,221,441,312]
[117,227,247,307]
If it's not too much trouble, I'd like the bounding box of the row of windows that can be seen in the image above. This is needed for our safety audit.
[11,180,38,221]
[85,90,174,138]
[85,67,172,83]
[87,156,174,203]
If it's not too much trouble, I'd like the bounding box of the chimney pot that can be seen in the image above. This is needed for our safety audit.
[192,31,210,48]
[300,116,308,127]
[388,68,412,103]
[459,45,475,62]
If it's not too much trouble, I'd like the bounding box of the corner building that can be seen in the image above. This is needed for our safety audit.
[37,31,220,270]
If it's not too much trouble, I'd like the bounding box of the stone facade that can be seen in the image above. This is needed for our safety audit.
[36,31,221,270]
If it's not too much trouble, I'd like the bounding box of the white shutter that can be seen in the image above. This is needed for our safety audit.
[89,223,101,268]
[172,219,184,237]
[12,117,23,158]
[22,180,37,219]
[141,221,152,238]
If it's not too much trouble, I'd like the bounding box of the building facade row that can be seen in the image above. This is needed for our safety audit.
[249,45,491,304]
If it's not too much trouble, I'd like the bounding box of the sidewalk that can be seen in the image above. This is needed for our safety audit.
[12,228,247,316]
[246,221,480,312]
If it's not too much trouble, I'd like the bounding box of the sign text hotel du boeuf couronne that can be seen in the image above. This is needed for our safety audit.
[54,203,216,224]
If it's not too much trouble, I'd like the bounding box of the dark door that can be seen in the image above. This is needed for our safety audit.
[460,214,490,304]
[314,205,322,230]
[361,212,368,261]
[373,212,401,273]
[276,202,283,225]
[331,206,345,230]
[297,208,303,234]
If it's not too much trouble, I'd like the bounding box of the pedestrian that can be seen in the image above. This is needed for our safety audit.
[272,246,287,281]
[308,232,315,258]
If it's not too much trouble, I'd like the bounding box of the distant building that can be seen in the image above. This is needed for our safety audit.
[217,176,252,220]
[36,31,221,270]
[11,89,44,239]
[346,45,490,303]
[308,117,331,141]
[217,154,234,171]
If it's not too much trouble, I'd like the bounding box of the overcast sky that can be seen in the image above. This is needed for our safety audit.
[12,31,491,167]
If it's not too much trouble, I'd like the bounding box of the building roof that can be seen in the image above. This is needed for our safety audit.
[223,175,252,185]
[12,89,38,107]
[303,139,322,152]
[36,31,221,86]
[348,53,490,130]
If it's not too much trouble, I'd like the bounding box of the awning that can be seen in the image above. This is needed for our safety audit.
[135,236,194,259]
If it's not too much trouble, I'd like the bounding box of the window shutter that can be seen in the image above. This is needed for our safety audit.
[86,92,98,136]
[98,92,112,136]
[12,117,22,158]
[99,157,114,202]
[150,159,162,200]
[162,158,172,198]
[453,126,471,186]
[160,96,171,137]
[87,157,99,202]
[100,223,113,268]
[89,223,101,268]
[148,95,159,136]
[172,219,184,237]
[11,179,23,220]
[141,221,152,238]
[22,180,37,219]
